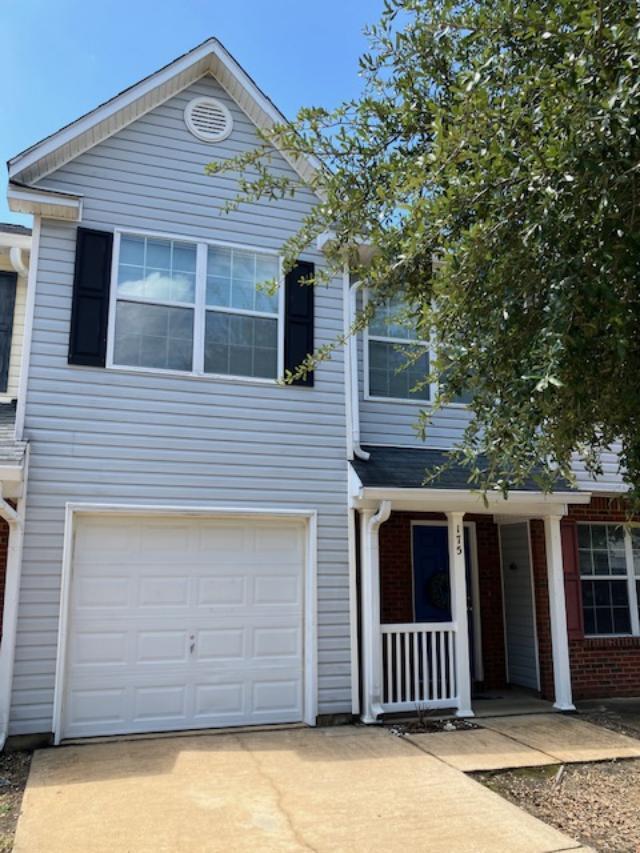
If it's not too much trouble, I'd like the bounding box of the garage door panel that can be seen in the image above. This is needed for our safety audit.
[253,574,300,605]
[70,631,128,667]
[133,685,187,722]
[194,682,245,718]
[252,679,301,716]
[73,576,130,608]
[62,515,306,739]
[136,630,189,664]
[137,576,190,607]
[252,627,300,658]
[197,576,246,606]
[196,628,245,661]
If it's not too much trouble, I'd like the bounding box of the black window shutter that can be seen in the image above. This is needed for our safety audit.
[0,272,17,393]
[68,227,113,367]
[284,260,315,386]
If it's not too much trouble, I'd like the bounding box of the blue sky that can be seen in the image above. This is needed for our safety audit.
[1,0,381,225]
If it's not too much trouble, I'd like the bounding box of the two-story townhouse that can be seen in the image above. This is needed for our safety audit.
[3,38,639,746]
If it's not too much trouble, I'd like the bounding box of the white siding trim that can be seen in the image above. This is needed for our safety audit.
[0,447,29,748]
[52,502,318,744]
[15,216,40,441]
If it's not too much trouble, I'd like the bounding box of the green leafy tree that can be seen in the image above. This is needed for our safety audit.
[208,0,640,503]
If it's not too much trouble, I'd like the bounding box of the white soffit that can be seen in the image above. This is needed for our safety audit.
[7,184,82,221]
[7,38,321,192]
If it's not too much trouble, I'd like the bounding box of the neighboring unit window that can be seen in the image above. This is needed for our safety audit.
[111,234,281,380]
[578,523,637,635]
[368,297,429,400]
[114,235,196,371]
[205,246,279,379]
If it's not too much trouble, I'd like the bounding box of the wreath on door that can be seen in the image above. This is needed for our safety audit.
[426,570,450,612]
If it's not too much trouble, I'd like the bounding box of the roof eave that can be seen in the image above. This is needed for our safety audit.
[7,38,321,193]
[8,183,82,221]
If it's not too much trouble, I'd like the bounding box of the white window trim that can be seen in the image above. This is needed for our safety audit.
[578,521,640,638]
[106,228,285,385]
[363,290,435,405]
[362,290,468,407]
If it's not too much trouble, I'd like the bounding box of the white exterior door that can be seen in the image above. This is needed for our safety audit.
[61,514,306,739]
[500,522,540,691]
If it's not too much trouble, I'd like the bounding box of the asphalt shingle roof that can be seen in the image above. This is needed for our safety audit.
[351,445,574,492]
[0,223,31,236]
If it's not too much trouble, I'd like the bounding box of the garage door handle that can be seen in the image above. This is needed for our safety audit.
[190,635,195,655]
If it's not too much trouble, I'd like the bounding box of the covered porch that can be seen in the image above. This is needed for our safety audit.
[349,446,591,723]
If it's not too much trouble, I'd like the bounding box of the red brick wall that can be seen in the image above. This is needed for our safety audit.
[529,519,555,700]
[378,511,507,689]
[0,518,8,639]
[530,497,640,700]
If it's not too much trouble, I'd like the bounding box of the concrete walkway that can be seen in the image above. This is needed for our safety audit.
[13,726,584,853]
[406,713,640,772]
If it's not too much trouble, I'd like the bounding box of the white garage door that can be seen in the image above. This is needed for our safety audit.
[61,514,306,739]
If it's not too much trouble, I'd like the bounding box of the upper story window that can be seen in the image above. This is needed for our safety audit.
[114,236,196,372]
[366,296,430,402]
[205,246,279,379]
[110,232,282,381]
[578,523,640,636]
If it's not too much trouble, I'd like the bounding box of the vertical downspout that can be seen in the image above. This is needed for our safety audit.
[0,446,29,748]
[347,277,369,461]
[15,215,40,442]
[360,500,391,723]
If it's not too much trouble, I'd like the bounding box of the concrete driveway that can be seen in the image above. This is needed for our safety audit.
[13,726,585,853]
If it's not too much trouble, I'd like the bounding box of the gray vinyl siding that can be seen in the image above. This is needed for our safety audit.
[12,75,350,735]
[499,523,539,690]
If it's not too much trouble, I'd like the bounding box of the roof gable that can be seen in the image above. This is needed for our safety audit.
[8,38,319,191]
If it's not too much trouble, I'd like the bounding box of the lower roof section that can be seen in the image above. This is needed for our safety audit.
[350,445,590,517]
[352,445,577,492]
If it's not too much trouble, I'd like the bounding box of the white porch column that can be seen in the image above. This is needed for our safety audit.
[360,502,391,723]
[446,511,473,717]
[543,514,575,711]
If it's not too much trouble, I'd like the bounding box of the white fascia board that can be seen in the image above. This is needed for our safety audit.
[8,40,217,180]
[8,38,321,191]
[353,486,591,516]
[0,234,31,251]
[8,185,82,221]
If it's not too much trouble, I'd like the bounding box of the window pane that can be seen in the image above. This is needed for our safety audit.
[369,341,429,400]
[579,524,629,577]
[578,549,593,575]
[114,302,193,371]
[118,236,196,303]
[369,296,418,340]
[581,578,630,636]
[204,310,277,379]
[207,246,278,314]
[577,525,591,549]
[631,530,640,577]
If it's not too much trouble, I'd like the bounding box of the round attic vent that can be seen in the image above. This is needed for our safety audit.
[184,97,233,142]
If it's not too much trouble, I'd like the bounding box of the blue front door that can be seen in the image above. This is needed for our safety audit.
[412,524,475,677]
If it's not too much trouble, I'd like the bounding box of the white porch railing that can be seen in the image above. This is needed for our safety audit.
[381,623,457,712]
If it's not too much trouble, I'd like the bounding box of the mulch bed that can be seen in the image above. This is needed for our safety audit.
[475,758,640,853]
[389,717,479,734]
[0,751,31,853]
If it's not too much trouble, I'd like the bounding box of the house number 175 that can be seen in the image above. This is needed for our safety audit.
[456,524,463,556]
